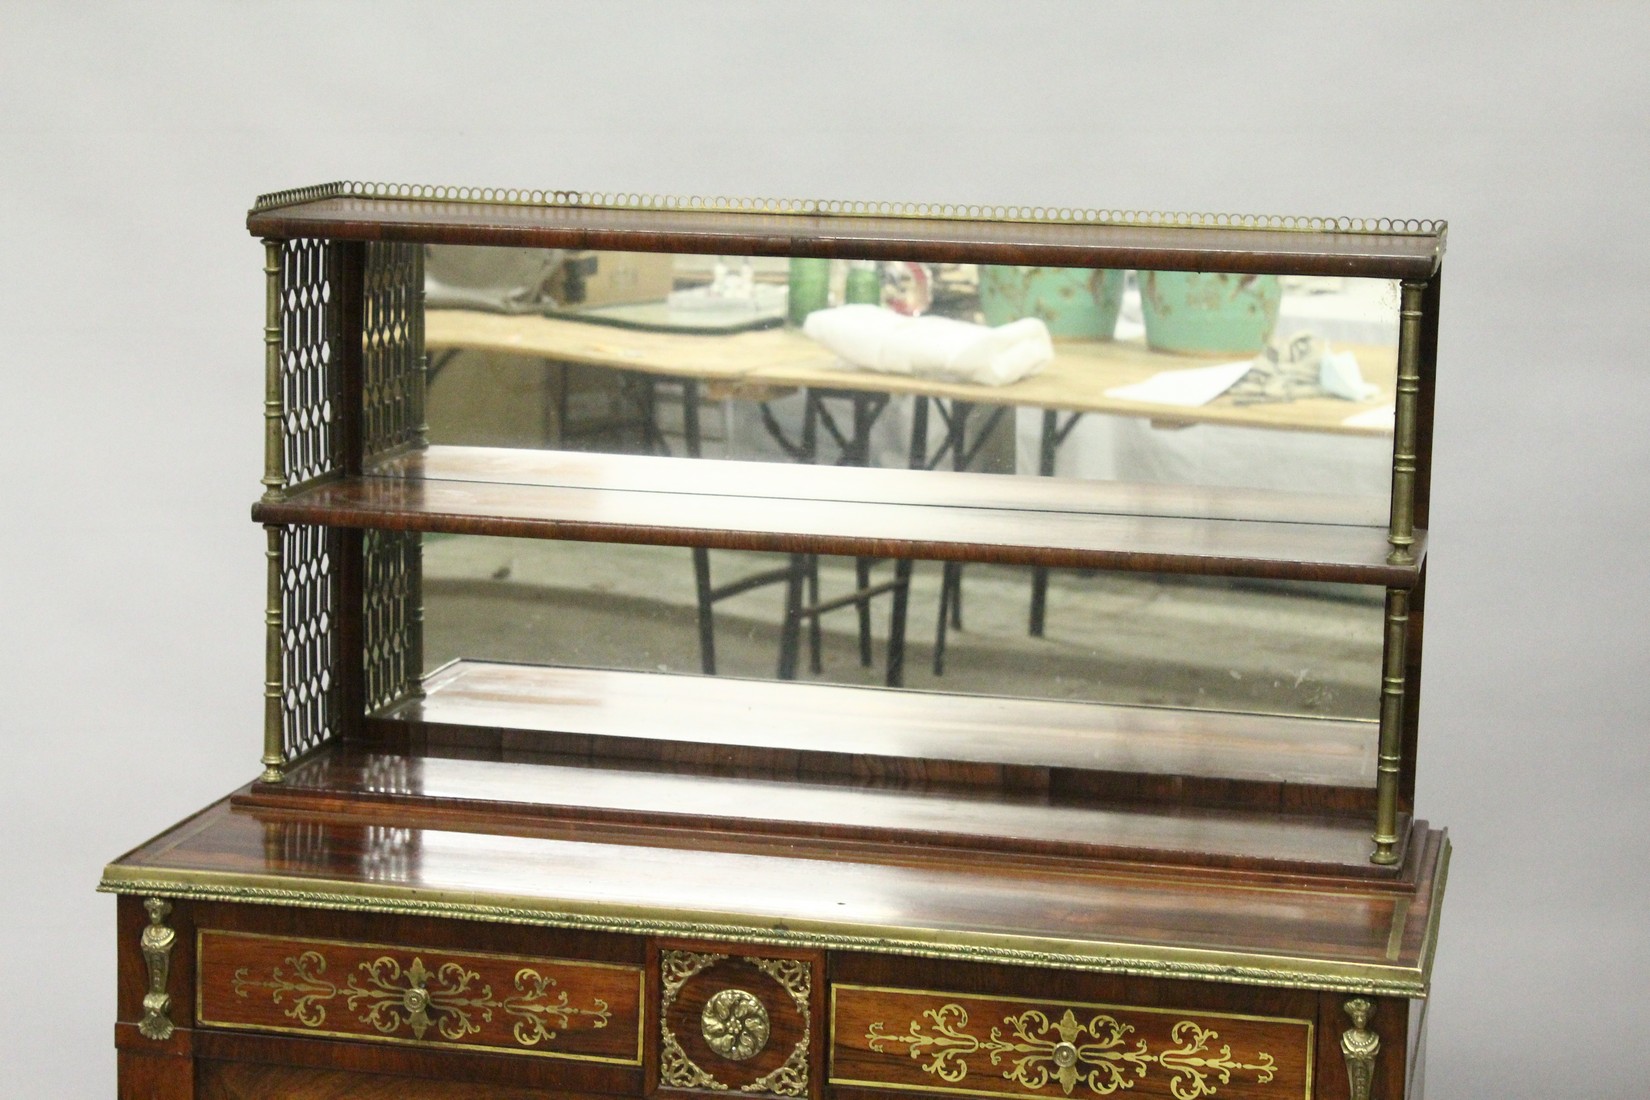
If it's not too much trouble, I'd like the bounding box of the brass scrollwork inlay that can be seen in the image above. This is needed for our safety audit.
[138,898,177,1041]
[231,950,610,1046]
[1340,998,1380,1100]
[867,1003,1277,1099]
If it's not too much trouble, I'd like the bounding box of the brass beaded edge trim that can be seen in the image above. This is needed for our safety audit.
[250,181,1446,238]
[99,864,1443,999]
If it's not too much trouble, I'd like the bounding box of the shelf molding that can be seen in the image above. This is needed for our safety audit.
[250,447,1426,589]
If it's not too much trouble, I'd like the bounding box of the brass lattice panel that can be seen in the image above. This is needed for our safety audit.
[363,242,425,460]
[364,528,421,713]
[278,239,341,487]
[279,524,339,760]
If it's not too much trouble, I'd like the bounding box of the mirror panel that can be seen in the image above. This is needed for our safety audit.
[415,246,1400,527]
[421,534,1382,723]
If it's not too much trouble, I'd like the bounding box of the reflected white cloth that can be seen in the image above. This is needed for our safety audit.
[803,305,1053,386]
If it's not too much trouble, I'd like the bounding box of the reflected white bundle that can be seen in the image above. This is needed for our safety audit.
[802,305,1053,387]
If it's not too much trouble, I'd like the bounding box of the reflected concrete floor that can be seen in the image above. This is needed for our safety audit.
[422,535,1383,720]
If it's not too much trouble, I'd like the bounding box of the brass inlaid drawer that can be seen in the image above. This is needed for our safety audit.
[829,985,1313,1100]
[196,930,644,1063]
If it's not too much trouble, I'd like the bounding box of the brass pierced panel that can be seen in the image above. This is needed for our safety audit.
[363,242,426,460]
[279,239,341,487]
[364,528,422,713]
[280,525,340,760]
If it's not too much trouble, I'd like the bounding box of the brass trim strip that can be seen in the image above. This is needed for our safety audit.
[250,181,1446,240]
[100,863,1444,998]
[194,928,645,1066]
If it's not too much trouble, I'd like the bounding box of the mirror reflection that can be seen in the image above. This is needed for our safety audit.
[422,535,1382,721]
[418,246,1401,525]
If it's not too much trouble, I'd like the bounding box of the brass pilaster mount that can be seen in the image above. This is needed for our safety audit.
[138,897,178,1041]
[1340,998,1380,1100]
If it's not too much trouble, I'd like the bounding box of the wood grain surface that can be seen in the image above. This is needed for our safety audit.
[253,448,1422,587]
[104,797,1446,990]
[246,745,1391,874]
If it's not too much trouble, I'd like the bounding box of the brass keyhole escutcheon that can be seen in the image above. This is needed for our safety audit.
[1052,1041,1079,1069]
[701,988,771,1061]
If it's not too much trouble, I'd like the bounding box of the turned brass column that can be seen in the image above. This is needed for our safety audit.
[261,525,285,783]
[261,239,284,501]
[1371,588,1409,864]
[1386,281,1426,565]
[260,238,286,782]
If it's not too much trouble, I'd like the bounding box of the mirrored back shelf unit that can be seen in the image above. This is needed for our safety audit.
[102,184,1450,1100]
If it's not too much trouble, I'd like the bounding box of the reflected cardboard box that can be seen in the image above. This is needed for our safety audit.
[552,249,676,309]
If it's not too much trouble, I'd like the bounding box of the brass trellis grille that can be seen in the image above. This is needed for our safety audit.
[363,242,425,460]
[280,524,340,761]
[364,528,422,713]
[278,239,341,487]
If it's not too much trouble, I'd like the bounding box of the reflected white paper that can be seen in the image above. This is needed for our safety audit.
[1342,405,1396,430]
[1104,361,1252,407]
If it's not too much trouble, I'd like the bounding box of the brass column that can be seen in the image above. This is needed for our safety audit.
[1371,587,1409,864]
[1386,281,1426,565]
[260,239,286,782]
[261,525,285,783]
[262,240,284,500]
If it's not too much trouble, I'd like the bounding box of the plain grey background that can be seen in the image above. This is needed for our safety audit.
[2,3,1646,1095]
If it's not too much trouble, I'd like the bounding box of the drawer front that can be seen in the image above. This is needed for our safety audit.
[830,985,1313,1100]
[196,929,644,1064]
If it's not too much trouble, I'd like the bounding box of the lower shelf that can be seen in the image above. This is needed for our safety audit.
[376,659,1382,815]
[242,743,1405,877]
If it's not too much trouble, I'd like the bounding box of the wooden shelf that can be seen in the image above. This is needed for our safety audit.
[240,744,1402,878]
[371,660,1377,815]
[248,189,1444,279]
[252,446,1424,587]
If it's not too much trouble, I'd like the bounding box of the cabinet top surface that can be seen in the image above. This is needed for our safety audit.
[104,795,1449,998]
[246,182,1446,278]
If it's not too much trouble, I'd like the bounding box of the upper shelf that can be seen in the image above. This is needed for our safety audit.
[247,183,1446,279]
[251,446,1425,587]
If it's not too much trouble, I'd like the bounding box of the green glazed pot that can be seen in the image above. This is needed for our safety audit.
[978,266,1123,339]
[1138,271,1281,355]
[787,257,831,326]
